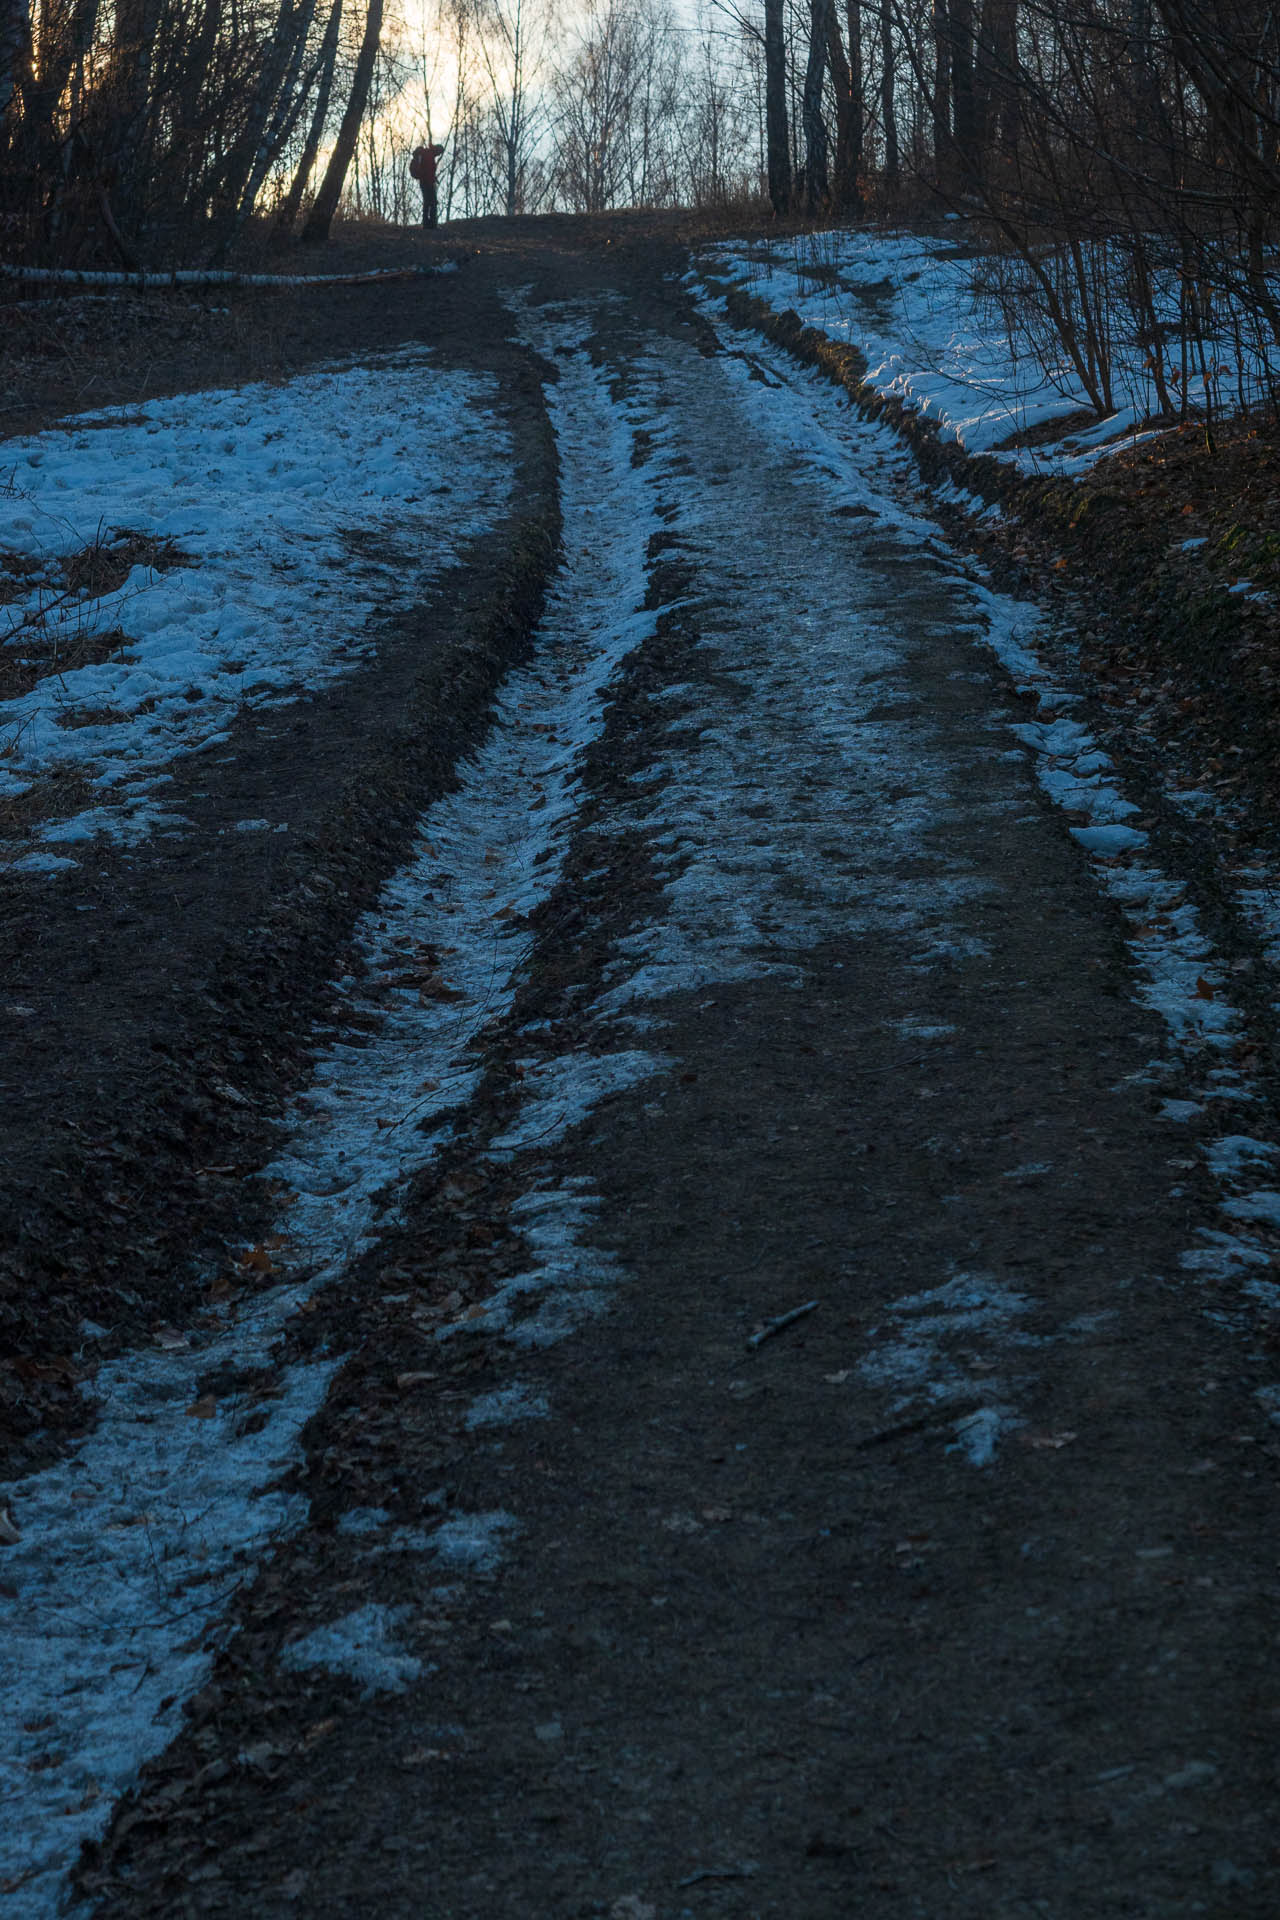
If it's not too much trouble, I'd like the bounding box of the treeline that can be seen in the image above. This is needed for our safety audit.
[348,1,761,227]
[764,0,1280,420]
[0,0,762,266]
[4,0,1280,420]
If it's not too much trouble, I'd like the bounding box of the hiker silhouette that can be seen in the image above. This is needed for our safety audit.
[409,144,445,231]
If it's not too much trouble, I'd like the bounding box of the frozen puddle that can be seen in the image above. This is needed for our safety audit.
[0,335,660,1915]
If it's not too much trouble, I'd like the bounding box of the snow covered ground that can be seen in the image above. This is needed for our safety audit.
[703,227,1275,475]
[0,348,509,871]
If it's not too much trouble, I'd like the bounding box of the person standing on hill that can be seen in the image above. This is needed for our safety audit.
[409,143,446,231]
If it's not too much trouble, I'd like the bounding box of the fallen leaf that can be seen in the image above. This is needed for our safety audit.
[238,1245,277,1275]
[185,1394,217,1420]
[153,1326,189,1351]
[1195,976,1217,1000]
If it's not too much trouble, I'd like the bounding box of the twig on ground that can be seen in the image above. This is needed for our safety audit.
[747,1298,819,1349]
[677,1864,758,1888]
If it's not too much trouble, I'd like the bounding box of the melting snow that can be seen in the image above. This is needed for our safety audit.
[0,350,509,862]
[428,1510,519,1572]
[280,1604,427,1697]
[702,229,1263,473]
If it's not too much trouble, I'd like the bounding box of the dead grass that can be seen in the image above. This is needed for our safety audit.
[0,626,137,701]
[0,287,307,438]
[54,703,132,730]
[0,549,48,605]
[0,760,97,846]
[60,529,189,598]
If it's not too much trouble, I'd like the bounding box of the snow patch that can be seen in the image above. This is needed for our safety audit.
[465,1384,551,1429]
[428,1510,519,1572]
[859,1273,1036,1465]
[0,351,509,862]
[0,332,659,1912]
[280,1604,426,1697]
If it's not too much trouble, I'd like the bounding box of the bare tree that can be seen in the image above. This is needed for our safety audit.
[274,0,345,235]
[466,0,548,215]
[802,0,831,205]
[764,0,791,208]
[302,0,386,241]
[552,0,658,212]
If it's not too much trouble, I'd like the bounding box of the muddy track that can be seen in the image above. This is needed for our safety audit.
[4,234,1280,1918]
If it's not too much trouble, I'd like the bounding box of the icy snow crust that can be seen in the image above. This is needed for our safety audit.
[0,349,508,865]
[0,329,658,1915]
[703,230,1213,473]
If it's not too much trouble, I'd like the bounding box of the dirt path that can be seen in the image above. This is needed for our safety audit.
[5,233,1280,1917]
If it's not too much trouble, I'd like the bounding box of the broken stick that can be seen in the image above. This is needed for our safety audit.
[747,1298,819,1350]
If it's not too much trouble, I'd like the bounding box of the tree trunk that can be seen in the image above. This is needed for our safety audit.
[205,0,319,257]
[879,0,897,186]
[973,0,1017,174]
[949,0,976,178]
[301,0,385,244]
[238,0,320,216]
[826,4,863,210]
[275,0,343,235]
[764,0,791,213]
[0,0,29,119]
[847,0,864,189]
[931,0,951,179]
[802,0,831,209]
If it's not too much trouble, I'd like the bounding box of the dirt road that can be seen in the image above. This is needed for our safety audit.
[5,228,1280,1917]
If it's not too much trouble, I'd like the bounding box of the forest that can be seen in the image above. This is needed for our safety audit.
[2,0,1280,423]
